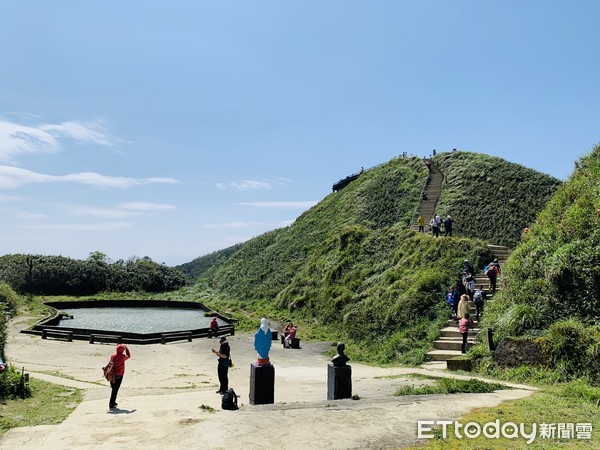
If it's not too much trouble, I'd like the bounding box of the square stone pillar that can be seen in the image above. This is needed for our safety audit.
[327,363,352,400]
[249,363,275,405]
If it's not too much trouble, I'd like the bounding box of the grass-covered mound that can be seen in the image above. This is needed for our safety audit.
[177,152,563,364]
[434,151,562,248]
[482,144,600,382]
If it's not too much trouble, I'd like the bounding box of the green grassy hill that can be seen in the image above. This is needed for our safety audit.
[483,145,600,381]
[179,151,561,364]
[433,151,562,248]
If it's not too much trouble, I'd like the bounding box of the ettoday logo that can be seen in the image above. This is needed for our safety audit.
[417,420,593,444]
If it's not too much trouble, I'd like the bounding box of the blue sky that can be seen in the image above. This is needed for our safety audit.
[1,1,598,266]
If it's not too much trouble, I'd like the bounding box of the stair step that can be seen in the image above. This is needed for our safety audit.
[426,349,466,361]
[440,327,480,337]
[433,340,475,351]
[437,336,477,341]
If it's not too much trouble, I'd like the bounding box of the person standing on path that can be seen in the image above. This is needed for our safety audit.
[109,343,131,409]
[212,336,231,394]
[430,216,439,237]
[457,294,470,320]
[444,215,454,236]
[459,313,475,353]
[418,215,425,232]
[473,285,486,320]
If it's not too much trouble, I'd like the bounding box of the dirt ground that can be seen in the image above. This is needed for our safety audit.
[0,317,535,449]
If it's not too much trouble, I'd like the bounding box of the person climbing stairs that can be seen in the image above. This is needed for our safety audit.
[426,244,510,362]
[411,160,443,233]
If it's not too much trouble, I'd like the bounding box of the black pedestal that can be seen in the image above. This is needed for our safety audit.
[271,330,278,340]
[327,363,352,400]
[249,363,275,405]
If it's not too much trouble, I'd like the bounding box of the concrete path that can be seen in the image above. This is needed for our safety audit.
[1,317,535,449]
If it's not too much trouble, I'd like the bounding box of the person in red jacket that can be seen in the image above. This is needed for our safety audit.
[209,316,220,338]
[109,343,131,409]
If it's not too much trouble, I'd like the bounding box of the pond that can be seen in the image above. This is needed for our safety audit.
[54,307,228,334]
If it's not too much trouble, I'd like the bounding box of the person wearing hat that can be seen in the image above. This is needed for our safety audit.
[109,343,131,409]
[212,336,231,394]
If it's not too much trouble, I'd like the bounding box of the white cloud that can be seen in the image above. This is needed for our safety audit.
[0,118,121,162]
[216,179,271,191]
[237,201,318,208]
[39,120,119,147]
[0,166,179,189]
[69,207,138,219]
[119,202,177,211]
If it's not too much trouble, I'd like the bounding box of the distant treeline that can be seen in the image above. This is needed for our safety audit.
[0,254,189,295]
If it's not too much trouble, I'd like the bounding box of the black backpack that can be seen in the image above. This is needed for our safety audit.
[221,388,239,410]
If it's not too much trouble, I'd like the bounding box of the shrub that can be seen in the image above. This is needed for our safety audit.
[541,319,600,382]
[394,377,508,396]
[0,365,32,401]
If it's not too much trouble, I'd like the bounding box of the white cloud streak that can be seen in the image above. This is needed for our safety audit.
[0,166,179,189]
[0,118,121,162]
[69,207,139,219]
[118,202,177,211]
[216,179,271,191]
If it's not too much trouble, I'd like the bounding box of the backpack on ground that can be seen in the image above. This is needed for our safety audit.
[221,388,239,410]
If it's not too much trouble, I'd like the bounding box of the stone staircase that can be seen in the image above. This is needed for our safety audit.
[426,244,511,362]
[411,162,443,232]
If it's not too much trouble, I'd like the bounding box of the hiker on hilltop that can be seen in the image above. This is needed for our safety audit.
[444,215,454,236]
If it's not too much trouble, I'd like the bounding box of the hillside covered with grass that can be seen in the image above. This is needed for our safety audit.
[180,152,561,364]
[482,145,600,382]
[433,151,562,248]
